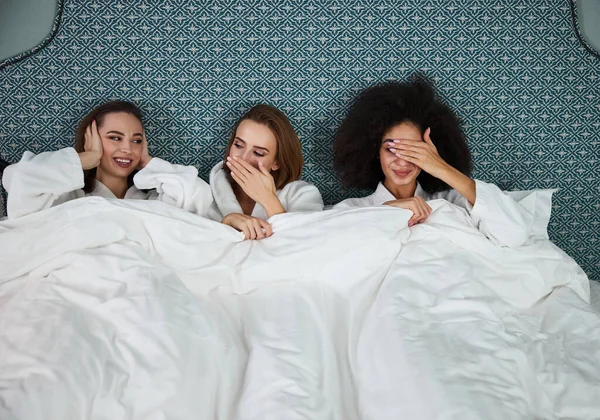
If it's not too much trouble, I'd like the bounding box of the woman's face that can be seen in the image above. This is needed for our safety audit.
[379,122,422,190]
[228,119,279,172]
[97,112,144,178]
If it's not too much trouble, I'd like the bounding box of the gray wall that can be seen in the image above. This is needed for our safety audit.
[578,0,600,52]
[0,0,58,62]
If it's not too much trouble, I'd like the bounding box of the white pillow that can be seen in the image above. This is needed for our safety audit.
[506,189,556,239]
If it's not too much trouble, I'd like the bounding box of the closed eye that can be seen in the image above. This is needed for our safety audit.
[254,151,265,157]
[234,142,243,149]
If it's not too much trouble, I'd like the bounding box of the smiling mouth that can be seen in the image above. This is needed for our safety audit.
[114,157,133,168]
[393,169,412,178]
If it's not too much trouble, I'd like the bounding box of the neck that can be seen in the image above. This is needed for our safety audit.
[383,179,417,200]
[96,168,129,199]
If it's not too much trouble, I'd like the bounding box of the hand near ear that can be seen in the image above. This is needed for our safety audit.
[79,120,103,170]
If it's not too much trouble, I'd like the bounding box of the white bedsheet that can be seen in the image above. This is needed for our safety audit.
[0,197,598,420]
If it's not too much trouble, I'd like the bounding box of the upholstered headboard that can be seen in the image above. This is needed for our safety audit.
[0,0,598,281]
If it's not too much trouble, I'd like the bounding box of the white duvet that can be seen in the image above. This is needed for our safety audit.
[0,197,598,420]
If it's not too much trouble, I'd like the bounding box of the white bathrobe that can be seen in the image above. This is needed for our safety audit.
[2,147,213,219]
[207,162,324,221]
[334,180,536,247]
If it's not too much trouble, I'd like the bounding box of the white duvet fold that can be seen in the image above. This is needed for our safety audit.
[0,197,597,420]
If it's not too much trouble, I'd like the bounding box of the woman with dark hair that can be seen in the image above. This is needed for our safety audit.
[333,76,530,247]
[208,104,323,239]
[3,100,212,219]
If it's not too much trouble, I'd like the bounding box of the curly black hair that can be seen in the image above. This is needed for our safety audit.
[333,75,472,194]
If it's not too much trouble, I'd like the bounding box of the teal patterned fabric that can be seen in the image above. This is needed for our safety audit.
[0,1,598,281]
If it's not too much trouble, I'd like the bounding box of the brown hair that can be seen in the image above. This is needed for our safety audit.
[74,100,143,193]
[223,104,303,190]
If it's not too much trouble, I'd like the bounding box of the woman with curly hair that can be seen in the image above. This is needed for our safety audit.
[333,76,530,247]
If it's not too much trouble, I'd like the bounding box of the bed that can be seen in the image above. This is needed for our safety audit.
[1,0,600,419]
[0,197,599,419]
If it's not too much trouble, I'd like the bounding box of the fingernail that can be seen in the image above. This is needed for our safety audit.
[233,156,238,160]
[389,148,396,153]
[226,156,231,161]
[394,140,401,143]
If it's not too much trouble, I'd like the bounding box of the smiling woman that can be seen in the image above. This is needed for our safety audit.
[73,102,146,197]
[1,100,214,219]
[208,104,324,240]
[333,75,538,248]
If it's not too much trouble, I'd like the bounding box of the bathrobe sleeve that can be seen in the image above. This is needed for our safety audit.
[281,181,324,213]
[437,180,531,247]
[2,147,85,219]
[133,158,213,217]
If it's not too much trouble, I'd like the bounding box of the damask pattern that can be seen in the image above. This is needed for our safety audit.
[0,1,598,280]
